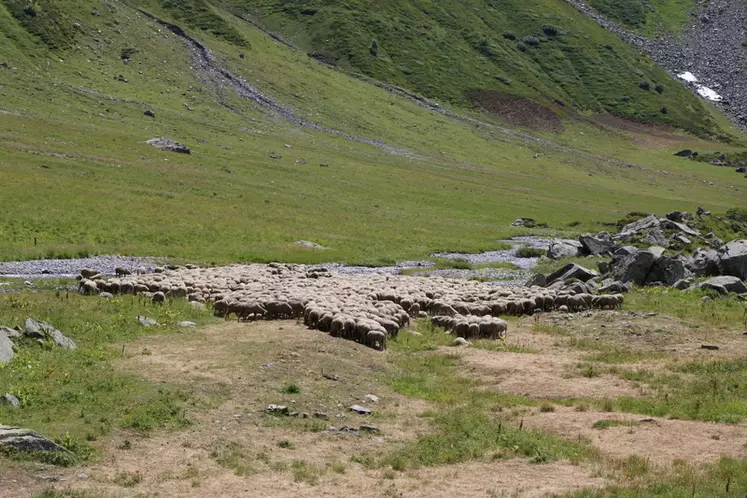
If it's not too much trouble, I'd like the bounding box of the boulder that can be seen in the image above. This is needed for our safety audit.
[666,211,691,222]
[672,278,694,290]
[547,239,583,260]
[564,282,590,295]
[687,248,721,277]
[579,234,616,255]
[597,261,609,274]
[718,240,747,280]
[648,246,667,259]
[137,316,158,327]
[662,220,700,237]
[645,255,691,286]
[24,318,76,350]
[621,214,660,234]
[0,426,72,453]
[671,233,692,245]
[0,329,14,364]
[546,263,599,284]
[599,280,632,293]
[643,229,669,248]
[699,276,747,294]
[674,149,696,157]
[610,249,655,285]
[2,394,19,408]
[526,274,547,288]
[145,137,191,154]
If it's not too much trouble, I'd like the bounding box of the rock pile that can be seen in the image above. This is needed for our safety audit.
[93,264,624,350]
[0,320,76,365]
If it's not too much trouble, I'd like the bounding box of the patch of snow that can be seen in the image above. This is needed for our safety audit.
[678,71,698,83]
[696,85,723,102]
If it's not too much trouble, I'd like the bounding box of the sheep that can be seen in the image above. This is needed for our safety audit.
[152,291,166,304]
[366,330,387,351]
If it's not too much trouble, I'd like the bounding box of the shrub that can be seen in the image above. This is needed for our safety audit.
[638,81,651,91]
[369,39,379,57]
[523,36,541,46]
[495,75,511,85]
[516,42,527,52]
[503,32,516,40]
[660,107,668,114]
[541,24,560,36]
[655,84,665,94]
[516,247,545,258]
[280,382,301,394]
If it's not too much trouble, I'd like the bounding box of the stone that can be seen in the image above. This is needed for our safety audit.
[643,229,670,248]
[666,211,691,222]
[610,249,655,285]
[648,246,667,259]
[645,256,690,286]
[80,268,98,278]
[453,337,471,347]
[99,292,114,299]
[313,412,329,420]
[0,426,72,453]
[546,263,599,285]
[0,328,15,364]
[2,394,19,408]
[620,214,659,234]
[597,261,609,274]
[696,207,711,216]
[176,321,196,327]
[145,137,190,154]
[701,345,719,351]
[699,276,747,294]
[672,278,694,290]
[547,239,584,260]
[364,394,379,403]
[687,248,721,277]
[674,149,696,157]
[564,282,590,295]
[137,316,158,327]
[526,274,547,288]
[718,240,747,280]
[144,110,155,118]
[24,318,76,350]
[671,233,691,245]
[599,280,632,293]
[0,326,20,339]
[265,404,289,415]
[359,425,379,434]
[295,240,326,249]
[662,220,700,237]
[190,301,206,309]
[349,405,372,415]
[578,234,616,255]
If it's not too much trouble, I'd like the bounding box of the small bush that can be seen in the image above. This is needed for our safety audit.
[516,247,545,258]
[277,440,295,449]
[638,81,650,91]
[496,75,511,85]
[516,43,527,52]
[660,107,668,114]
[369,39,379,57]
[541,24,559,36]
[280,382,301,394]
[523,36,541,46]
[503,32,516,40]
[655,84,665,94]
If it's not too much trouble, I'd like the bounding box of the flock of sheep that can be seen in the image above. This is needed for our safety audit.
[80,263,624,350]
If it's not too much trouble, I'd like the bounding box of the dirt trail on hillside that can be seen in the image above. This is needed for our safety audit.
[134,9,418,159]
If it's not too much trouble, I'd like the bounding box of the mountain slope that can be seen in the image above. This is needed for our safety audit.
[223,0,725,138]
[0,0,744,263]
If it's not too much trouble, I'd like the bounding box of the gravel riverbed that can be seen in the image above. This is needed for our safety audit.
[0,256,159,278]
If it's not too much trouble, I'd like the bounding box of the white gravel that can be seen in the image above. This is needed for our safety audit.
[0,256,159,278]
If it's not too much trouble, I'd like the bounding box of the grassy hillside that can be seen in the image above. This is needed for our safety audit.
[233,0,719,138]
[0,0,744,265]
[589,0,696,36]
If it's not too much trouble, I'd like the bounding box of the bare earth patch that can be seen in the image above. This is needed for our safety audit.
[459,348,640,399]
[526,407,747,465]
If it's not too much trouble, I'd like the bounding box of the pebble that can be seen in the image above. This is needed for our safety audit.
[0,256,158,278]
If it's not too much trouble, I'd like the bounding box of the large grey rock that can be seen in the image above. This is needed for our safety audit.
[2,394,19,408]
[599,280,632,293]
[687,248,721,277]
[648,246,667,259]
[137,316,158,327]
[699,276,747,294]
[0,326,20,339]
[546,263,598,284]
[671,233,692,245]
[672,278,694,290]
[24,318,77,350]
[718,240,747,280]
[547,239,583,260]
[645,256,691,286]
[145,137,191,154]
[610,250,655,285]
[564,282,590,295]
[526,274,547,288]
[0,329,14,364]
[662,220,700,237]
[614,246,639,258]
[666,211,691,222]
[621,214,660,234]
[643,229,670,248]
[0,426,72,453]
[578,234,616,255]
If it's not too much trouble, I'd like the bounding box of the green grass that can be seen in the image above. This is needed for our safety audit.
[0,292,213,460]
[626,287,747,329]
[210,441,255,476]
[589,0,696,36]
[0,0,744,265]
[363,322,595,471]
[568,457,747,498]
